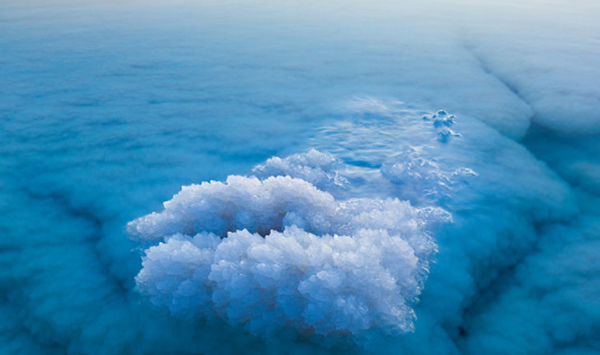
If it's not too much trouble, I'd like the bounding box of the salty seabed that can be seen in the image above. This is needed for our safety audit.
[1,0,599,354]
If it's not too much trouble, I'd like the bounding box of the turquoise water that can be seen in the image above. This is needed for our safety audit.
[1,1,599,354]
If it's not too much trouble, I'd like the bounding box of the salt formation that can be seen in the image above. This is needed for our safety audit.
[129,173,449,337]
[129,101,576,347]
[311,100,578,353]
[253,149,349,192]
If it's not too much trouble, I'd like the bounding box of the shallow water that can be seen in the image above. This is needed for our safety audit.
[1,0,599,354]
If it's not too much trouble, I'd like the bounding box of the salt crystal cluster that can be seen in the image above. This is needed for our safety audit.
[129,165,449,337]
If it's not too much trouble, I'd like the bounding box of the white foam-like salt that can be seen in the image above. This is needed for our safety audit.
[130,174,448,337]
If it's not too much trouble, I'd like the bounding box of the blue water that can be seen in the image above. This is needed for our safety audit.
[1,0,599,354]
